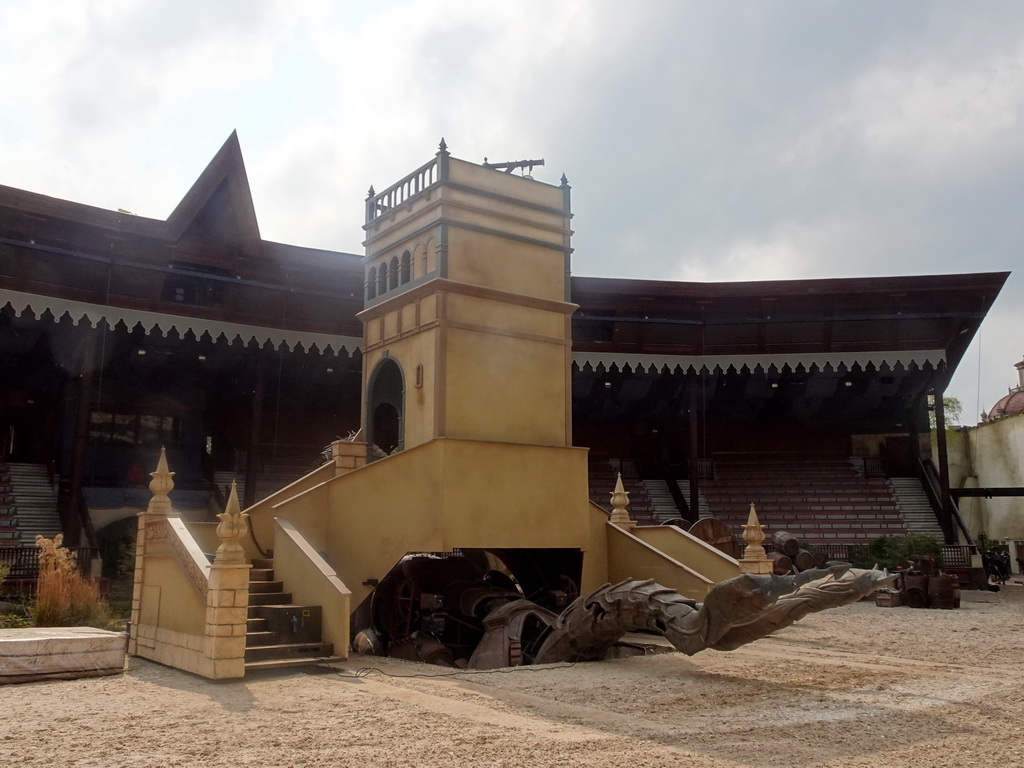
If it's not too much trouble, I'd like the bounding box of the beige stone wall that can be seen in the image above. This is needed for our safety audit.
[130,454,252,679]
[606,523,716,599]
[582,502,611,592]
[200,561,251,679]
[947,415,1024,540]
[130,623,208,675]
[446,228,566,302]
[631,526,741,586]
[272,519,351,661]
[444,325,568,446]
[244,462,335,556]
[258,438,594,608]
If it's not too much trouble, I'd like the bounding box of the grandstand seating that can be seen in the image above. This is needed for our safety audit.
[701,455,907,544]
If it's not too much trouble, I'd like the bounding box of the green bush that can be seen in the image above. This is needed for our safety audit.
[848,534,942,571]
[0,562,33,628]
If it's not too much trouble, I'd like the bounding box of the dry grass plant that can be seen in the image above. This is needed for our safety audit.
[33,534,112,628]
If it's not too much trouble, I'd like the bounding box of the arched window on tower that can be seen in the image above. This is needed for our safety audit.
[389,256,399,290]
[366,266,377,300]
[400,251,412,284]
[378,262,389,295]
[366,357,404,460]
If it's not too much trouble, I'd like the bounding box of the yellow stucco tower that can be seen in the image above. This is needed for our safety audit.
[359,141,575,454]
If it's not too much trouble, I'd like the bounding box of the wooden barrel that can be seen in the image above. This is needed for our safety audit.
[768,552,793,575]
[903,574,930,608]
[903,574,930,593]
[773,531,801,557]
[903,586,928,609]
[793,549,815,571]
[928,575,960,609]
[689,518,741,558]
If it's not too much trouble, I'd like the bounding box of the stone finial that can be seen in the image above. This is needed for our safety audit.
[742,503,766,555]
[438,137,449,154]
[146,447,175,516]
[608,473,636,530]
[739,503,773,574]
[214,481,249,564]
[366,185,375,199]
[560,173,570,187]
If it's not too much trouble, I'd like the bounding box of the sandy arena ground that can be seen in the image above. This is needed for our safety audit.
[4,584,1023,768]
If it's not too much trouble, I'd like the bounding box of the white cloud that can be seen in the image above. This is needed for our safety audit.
[672,226,815,284]
[812,41,1024,174]
[1,0,1023,405]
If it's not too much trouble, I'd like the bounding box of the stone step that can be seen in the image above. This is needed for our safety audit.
[249,580,285,594]
[249,592,293,606]
[244,642,334,663]
[244,655,345,672]
[250,568,274,582]
[245,631,279,647]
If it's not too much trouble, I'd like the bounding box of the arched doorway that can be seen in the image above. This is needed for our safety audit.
[366,357,404,460]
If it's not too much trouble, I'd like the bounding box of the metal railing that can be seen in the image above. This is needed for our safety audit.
[0,545,98,580]
[939,545,974,568]
[366,155,442,223]
[690,458,715,481]
[736,540,972,570]
[856,456,887,478]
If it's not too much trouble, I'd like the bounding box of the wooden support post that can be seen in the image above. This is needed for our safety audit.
[243,352,266,509]
[66,326,97,547]
[907,393,923,466]
[688,375,701,517]
[933,391,955,544]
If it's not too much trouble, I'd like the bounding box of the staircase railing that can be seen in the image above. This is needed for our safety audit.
[664,477,695,524]
[917,458,974,547]
[689,458,715,481]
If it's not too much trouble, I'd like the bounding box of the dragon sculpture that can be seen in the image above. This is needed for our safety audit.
[352,555,894,669]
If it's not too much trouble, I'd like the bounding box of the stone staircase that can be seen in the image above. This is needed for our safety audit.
[637,479,713,523]
[6,463,61,545]
[244,557,342,671]
[889,477,945,540]
[640,479,682,523]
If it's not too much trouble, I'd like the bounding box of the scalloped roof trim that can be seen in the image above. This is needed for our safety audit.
[0,289,361,356]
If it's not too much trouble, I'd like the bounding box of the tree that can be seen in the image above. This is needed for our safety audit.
[928,395,963,429]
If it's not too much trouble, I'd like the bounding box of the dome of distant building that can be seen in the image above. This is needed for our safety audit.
[981,356,1024,422]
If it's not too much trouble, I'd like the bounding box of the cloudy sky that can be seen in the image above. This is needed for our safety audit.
[2,0,1022,422]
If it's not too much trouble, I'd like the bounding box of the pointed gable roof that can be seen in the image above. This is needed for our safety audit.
[166,131,262,259]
